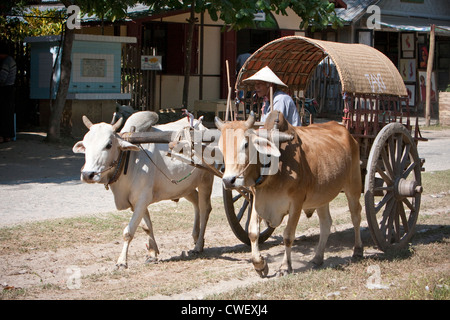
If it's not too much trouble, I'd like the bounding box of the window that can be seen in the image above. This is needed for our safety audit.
[143,22,198,75]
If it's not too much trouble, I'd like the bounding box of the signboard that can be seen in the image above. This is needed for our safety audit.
[82,58,106,77]
[253,11,266,21]
[141,55,162,70]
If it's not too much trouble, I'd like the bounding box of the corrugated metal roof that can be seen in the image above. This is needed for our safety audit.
[379,15,450,35]
[335,0,379,23]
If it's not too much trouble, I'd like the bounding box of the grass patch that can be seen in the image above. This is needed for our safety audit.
[208,239,450,300]
[421,170,450,195]
[0,198,228,255]
[0,211,131,254]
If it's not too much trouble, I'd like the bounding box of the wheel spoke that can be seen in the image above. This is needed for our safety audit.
[244,203,252,232]
[374,185,394,193]
[386,200,396,244]
[233,192,243,203]
[375,191,393,214]
[399,143,411,173]
[381,147,394,179]
[237,199,249,222]
[380,197,396,235]
[402,161,416,179]
[388,136,396,175]
[394,134,403,174]
[376,163,392,185]
[398,201,409,234]
[402,197,416,212]
[394,202,401,242]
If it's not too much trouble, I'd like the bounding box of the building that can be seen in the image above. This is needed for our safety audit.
[22,1,450,124]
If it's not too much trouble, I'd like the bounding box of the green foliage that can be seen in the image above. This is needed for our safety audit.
[0,7,64,41]
[76,0,137,21]
[144,0,342,31]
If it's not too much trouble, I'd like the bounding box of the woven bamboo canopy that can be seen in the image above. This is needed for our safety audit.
[236,36,407,97]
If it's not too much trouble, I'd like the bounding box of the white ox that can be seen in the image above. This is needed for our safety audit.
[73,111,214,268]
[215,111,363,277]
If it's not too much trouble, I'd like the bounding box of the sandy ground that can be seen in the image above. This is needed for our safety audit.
[0,125,449,227]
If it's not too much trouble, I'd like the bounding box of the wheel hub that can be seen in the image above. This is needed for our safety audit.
[394,178,423,199]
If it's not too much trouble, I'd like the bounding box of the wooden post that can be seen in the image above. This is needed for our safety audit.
[225,60,231,121]
[269,85,274,112]
[425,24,435,126]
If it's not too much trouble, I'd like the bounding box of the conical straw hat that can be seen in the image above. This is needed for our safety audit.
[242,66,287,87]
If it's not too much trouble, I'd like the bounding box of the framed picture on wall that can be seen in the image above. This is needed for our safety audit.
[418,44,428,68]
[405,84,415,106]
[401,33,415,51]
[418,70,437,102]
[400,59,416,81]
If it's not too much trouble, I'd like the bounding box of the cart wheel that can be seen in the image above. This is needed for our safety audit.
[364,122,423,251]
[223,187,275,245]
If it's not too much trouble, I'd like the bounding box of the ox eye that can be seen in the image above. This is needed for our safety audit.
[105,141,113,150]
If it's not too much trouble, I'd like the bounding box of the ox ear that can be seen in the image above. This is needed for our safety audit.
[251,136,281,157]
[73,141,85,154]
[118,139,140,152]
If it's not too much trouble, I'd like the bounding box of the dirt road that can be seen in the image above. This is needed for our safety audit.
[0,127,449,227]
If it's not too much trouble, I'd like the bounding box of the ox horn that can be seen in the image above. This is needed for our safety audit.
[214,116,224,130]
[111,112,118,125]
[245,111,255,129]
[276,132,295,142]
[255,130,294,143]
[112,116,124,132]
[82,115,93,129]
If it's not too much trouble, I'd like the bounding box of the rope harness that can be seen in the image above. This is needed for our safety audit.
[82,126,197,190]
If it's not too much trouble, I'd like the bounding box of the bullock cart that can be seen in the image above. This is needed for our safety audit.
[121,36,425,252]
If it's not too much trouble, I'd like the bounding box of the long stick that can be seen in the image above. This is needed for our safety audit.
[270,85,274,112]
[226,87,232,121]
[225,60,232,121]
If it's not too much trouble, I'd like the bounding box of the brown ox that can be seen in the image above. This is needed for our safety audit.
[215,111,363,277]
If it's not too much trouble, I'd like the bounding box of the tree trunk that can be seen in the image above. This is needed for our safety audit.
[182,2,196,108]
[47,25,74,142]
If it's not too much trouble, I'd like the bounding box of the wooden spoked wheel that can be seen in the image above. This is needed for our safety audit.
[364,122,422,251]
[223,187,275,245]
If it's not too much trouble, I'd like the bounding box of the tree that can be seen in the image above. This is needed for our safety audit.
[145,0,342,108]
[45,0,136,142]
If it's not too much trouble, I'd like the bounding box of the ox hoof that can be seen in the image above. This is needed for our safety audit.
[188,249,202,256]
[352,247,364,260]
[276,266,292,277]
[115,263,128,270]
[145,256,159,264]
[254,260,269,278]
[310,256,324,268]
[276,269,290,277]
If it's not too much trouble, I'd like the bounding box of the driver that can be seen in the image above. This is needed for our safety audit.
[243,66,300,126]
